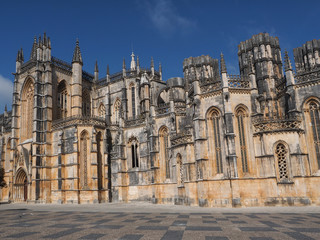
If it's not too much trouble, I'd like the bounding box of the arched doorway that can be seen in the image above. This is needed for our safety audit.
[14,168,28,202]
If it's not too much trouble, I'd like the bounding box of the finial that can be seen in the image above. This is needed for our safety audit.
[107,64,110,75]
[72,39,83,64]
[220,52,227,73]
[284,50,292,71]
[159,62,162,72]
[137,56,140,67]
[4,104,7,112]
[30,36,37,60]
[151,57,154,68]
[48,37,51,49]
[95,60,99,72]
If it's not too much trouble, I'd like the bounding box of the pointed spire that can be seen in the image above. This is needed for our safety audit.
[130,52,136,70]
[137,56,140,67]
[284,50,292,71]
[20,48,24,62]
[30,36,37,60]
[151,57,154,68]
[123,58,126,69]
[95,60,99,72]
[5,104,7,112]
[220,52,227,73]
[72,39,83,65]
[159,62,162,73]
[16,50,20,62]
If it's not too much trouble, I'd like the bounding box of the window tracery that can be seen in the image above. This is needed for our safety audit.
[159,126,170,179]
[57,81,68,119]
[275,143,289,181]
[98,103,106,118]
[21,79,34,141]
[82,90,91,117]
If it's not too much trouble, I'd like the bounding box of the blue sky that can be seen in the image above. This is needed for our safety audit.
[0,0,319,111]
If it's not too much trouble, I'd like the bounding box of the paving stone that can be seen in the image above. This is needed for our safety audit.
[186,226,222,231]
[119,234,144,240]
[136,225,169,230]
[249,238,274,240]
[43,228,80,239]
[80,233,106,239]
[92,224,123,229]
[231,220,247,224]
[172,220,187,226]
[5,232,38,238]
[260,221,282,228]
[292,228,320,233]
[178,215,189,218]
[203,220,218,224]
[161,230,184,240]
[205,237,229,240]
[239,227,277,232]
[284,232,316,240]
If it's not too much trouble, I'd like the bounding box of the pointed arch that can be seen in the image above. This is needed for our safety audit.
[206,107,223,174]
[274,141,290,182]
[57,80,69,119]
[79,130,89,189]
[128,136,139,168]
[21,78,34,141]
[113,98,122,124]
[14,168,28,201]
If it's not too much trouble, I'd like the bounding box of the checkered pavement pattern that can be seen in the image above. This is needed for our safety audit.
[1,209,320,239]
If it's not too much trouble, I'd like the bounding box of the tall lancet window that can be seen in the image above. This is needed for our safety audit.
[57,81,68,119]
[21,79,34,141]
[80,131,89,188]
[131,86,136,118]
[207,108,223,174]
[82,90,91,117]
[236,108,248,172]
[159,126,170,179]
[309,102,320,168]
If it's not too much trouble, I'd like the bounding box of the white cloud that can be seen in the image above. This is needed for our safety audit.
[139,0,196,36]
[0,74,13,111]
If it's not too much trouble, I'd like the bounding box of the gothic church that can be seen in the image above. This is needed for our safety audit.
[1,32,320,207]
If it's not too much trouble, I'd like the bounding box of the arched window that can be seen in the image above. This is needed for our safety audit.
[159,126,170,179]
[98,103,106,118]
[128,137,139,168]
[177,153,184,186]
[207,109,223,174]
[82,90,91,117]
[80,131,89,189]
[308,102,320,168]
[57,81,68,119]
[113,99,121,124]
[275,143,289,181]
[236,108,248,173]
[131,85,136,118]
[21,79,34,141]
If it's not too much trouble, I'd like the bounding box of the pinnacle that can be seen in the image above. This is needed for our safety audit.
[72,39,83,64]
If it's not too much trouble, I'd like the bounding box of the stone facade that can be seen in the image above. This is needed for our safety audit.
[1,33,320,207]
